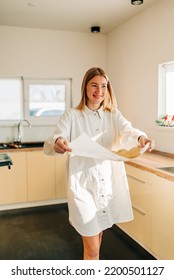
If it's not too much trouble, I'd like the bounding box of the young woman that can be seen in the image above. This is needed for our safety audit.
[44,67,154,260]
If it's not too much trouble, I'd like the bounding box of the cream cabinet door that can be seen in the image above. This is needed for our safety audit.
[27,151,56,201]
[0,152,27,204]
[118,164,152,251]
[55,154,68,199]
[152,176,174,260]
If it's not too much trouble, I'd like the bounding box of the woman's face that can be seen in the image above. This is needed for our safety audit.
[86,75,108,111]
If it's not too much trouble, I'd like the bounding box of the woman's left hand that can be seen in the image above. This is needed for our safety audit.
[138,136,155,152]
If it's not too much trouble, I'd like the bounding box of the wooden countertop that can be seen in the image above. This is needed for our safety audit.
[126,150,174,182]
[1,146,174,181]
[0,147,43,153]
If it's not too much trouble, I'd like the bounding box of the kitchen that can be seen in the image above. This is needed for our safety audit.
[0,0,174,261]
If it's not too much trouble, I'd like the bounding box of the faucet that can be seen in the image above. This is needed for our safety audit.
[17,120,31,143]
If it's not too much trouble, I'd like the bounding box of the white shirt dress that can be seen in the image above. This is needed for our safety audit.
[44,106,146,236]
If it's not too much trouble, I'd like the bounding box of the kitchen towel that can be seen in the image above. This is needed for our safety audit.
[69,132,149,161]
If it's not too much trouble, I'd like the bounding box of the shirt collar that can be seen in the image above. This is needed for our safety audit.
[83,105,104,118]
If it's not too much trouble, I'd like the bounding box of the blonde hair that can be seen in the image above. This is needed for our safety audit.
[76,67,117,112]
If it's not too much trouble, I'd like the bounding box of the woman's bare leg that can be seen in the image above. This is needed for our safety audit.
[99,231,103,246]
[82,231,103,260]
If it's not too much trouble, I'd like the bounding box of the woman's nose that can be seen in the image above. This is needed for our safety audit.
[96,86,102,92]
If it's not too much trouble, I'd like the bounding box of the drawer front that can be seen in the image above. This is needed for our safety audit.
[125,164,154,184]
[127,175,152,215]
[118,208,151,250]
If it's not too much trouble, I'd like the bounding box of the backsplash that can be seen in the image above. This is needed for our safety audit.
[0,125,55,143]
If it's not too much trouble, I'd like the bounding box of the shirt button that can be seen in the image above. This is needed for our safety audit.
[96,128,99,131]
[102,210,106,213]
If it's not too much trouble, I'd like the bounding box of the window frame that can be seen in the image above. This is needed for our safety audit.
[0,77,23,126]
[0,77,72,126]
[23,78,72,125]
[158,60,174,118]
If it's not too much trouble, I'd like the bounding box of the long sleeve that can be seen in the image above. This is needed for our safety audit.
[43,110,72,155]
[114,109,147,146]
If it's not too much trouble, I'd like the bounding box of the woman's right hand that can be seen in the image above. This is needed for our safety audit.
[54,137,72,154]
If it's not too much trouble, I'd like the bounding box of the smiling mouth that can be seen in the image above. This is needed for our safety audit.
[93,95,102,99]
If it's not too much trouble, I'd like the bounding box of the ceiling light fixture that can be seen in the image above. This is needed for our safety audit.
[91,26,100,33]
[131,0,143,5]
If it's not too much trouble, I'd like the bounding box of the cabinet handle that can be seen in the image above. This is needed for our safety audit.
[127,175,146,184]
[132,204,146,216]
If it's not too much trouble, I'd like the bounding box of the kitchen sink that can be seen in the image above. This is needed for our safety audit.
[0,143,13,150]
[0,142,44,149]
[157,166,174,174]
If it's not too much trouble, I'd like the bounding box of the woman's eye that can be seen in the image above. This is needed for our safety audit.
[90,84,107,89]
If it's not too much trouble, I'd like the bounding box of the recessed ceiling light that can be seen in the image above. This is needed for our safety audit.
[91,26,100,33]
[131,0,143,5]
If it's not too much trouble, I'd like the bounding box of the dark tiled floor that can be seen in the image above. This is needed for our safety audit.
[0,203,155,260]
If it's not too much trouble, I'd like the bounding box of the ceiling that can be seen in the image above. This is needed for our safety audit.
[0,0,159,34]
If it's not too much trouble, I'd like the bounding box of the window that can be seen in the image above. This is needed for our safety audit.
[158,61,174,118]
[0,78,71,125]
[0,78,22,121]
[24,78,71,125]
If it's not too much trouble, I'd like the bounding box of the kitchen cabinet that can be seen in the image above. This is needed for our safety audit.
[27,150,56,201]
[152,176,174,260]
[118,163,174,260]
[55,154,67,199]
[0,152,27,204]
[0,150,67,206]
[118,164,153,251]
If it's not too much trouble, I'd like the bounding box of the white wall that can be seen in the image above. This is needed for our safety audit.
[0,26,106,142]
[106,0,174,153]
